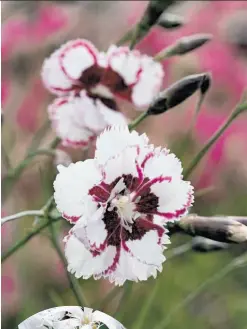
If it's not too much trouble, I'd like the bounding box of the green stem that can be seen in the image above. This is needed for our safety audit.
[134,243,192,329]
[184,101,247,180]
[128,111,149,131]
[26,120,51,154]
[49,137,61,149]
[154,252,247,329]
[1,210,44,226]
[154,45,177,61]
[115,281,133,320]
[1,144,12,169]
[2,149,55,203]
[94,286,121,311]
[117,29,133,46]
[1,217,61,263]
[48,218,88,307]
[128,0,176,50]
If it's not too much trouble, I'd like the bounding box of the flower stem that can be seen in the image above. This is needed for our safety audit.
[183,101,247,180]
[48,217,89,307]
[1,217,61,263]
[115,281,133,321]
[26,119,51,154]
[49,137,61,149]
[1,210,44,226]
[133,243,191,329]
[128,0,176,50]
[154,252,247,329]
[94,286,121,311]
[116,29,133,46]
[1,143,12,169]
[128,111,149,131]
[2,149,55,203]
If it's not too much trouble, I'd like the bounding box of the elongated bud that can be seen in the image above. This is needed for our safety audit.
[200,73,211,95]
[178,215,247,244]
[192,237,229,252]
[147,73,211,115]
[158,12,185,29]
[155,33,212,60]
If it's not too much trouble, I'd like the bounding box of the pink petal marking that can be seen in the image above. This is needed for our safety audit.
[108,47,142,86]
[141,151,155,168]
[63,213,80,223]
[96,247,120,277]
[155,191,194,220]
[62,138,90,148]
[135,159,144,183]
[133,176,172,201]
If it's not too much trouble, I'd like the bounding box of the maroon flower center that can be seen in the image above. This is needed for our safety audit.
[89,174,161,247]
[73,65,132,111]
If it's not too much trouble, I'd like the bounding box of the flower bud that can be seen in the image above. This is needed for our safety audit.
[158,13,185,29]
[192,237,229,252]
[147,73,211,115]
[178,215,247,244]
[155,34,212,60]
[173,33,212,54]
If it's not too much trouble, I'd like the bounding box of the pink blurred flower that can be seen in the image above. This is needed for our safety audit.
[1,264,20,316]
[1,4,68,60]
[16,79,48,132]
[192,110,247,188]
[30,5,68,42]
[1,79,11,107]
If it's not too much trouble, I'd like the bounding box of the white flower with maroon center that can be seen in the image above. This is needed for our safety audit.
[54,126,194,285]
[21,306,121,329]
[48,92,126,148]
[42,39,164,110]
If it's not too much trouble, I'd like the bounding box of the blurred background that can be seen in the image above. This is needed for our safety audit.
[1,1,247,328]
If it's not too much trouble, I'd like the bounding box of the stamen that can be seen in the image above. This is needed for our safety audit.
[90,84,114,99]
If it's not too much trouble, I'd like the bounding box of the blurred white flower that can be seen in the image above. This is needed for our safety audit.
[42,39,164,109]
[48,93,127,148]
[54,126,194,285]
[18,306,124,329]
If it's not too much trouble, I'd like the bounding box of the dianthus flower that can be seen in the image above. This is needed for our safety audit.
[54,126,193,285]
[18,306,122,329]
[42,39,164,109]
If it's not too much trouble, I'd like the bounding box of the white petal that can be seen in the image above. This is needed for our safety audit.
[108,248,163,286]
[108,48,142,85]
[54,160,102,221]
[48,97,96,148]
[125,230,167,265]
[82,207,107,248]
[65,235,117,279]
[97,100,128,126]
[93,310,124,329]
[132,56,164,108]
[19,307,84,329]
[41,50,73,95]
[60,39,98,80]
[103,147,139,184]
[151,178,194,219]
[52,318,81,329]
[95,125,149,165]
[143,149,183,180]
